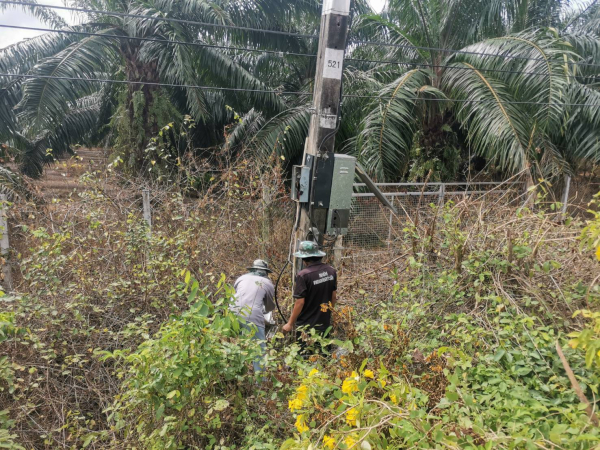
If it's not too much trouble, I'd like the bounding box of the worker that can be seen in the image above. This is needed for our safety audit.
[282,241,337,354]
[231,259,275,373]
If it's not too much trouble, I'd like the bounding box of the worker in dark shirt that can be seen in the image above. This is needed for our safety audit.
[282,241,337,354]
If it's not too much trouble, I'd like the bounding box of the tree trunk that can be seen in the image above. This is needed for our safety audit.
[122,43,160,170]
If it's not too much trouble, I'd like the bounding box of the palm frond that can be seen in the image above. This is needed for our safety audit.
[0,165,37,201]
[449,30,574,133]
[560,83,600,165]
[224,108,265,153]
[20,94,102,178]
[17,31,120,136]
[0,31,82,76]
[351,69,434,181]
[248,106,311,162]
[442,62,532,173]
[0,0,68,29]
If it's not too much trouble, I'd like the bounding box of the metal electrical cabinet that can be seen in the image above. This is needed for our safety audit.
[326,154,355,235]
[291,155,314,203]
[291,153,356,236]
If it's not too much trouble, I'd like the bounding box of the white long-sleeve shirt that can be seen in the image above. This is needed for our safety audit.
[231,273,275,328]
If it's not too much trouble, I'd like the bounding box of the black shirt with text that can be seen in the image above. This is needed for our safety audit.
[293,262,337,331]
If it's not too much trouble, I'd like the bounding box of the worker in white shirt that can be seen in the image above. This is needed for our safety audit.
[231,259,275,373]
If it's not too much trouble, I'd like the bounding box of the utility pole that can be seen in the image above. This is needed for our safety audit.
[293,0,351,269]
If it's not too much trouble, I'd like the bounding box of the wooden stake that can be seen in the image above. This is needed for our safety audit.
[556,341,599,427]
[142,189,152,235]
[0,195,12,291]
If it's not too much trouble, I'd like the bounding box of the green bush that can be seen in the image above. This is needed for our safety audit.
[105,276,269,449]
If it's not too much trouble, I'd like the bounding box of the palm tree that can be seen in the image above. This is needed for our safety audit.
[0,0,323,177]
[243,0,600,183]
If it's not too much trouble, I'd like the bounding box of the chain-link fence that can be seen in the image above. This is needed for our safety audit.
[340,181,524,271]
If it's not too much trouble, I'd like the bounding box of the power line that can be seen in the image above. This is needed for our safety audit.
[4,24,596,81]
[0,72,314,96]
[3,72,600,107]
[0,0,317,39]
[0,24,317,58]
[348,39,600,69]
[3,0,600,69]
[344,56,600,79]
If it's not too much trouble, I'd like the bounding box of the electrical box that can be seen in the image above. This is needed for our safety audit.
[291,165,311,203]
[326,154,356,235]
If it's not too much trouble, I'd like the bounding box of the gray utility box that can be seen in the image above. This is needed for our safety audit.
[291,154,314,203]
[326,154,356,235]
[291,164,311,203]
[291,153,356,236]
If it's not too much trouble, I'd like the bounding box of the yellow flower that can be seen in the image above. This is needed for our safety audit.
[323,434,336,450]
[345,407,358,426]
[390,394,398,404]
[295,414,309,433]
[342,372,360,394]
[289,398,303,411]
[342,377,358,394]
[364,369,374,379]
[596,245,600,261]
[378,378,387,388]
[344,436,357,448]
[309,368,319,377]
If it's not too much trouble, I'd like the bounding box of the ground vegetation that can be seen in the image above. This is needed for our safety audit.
[0,158,598,449]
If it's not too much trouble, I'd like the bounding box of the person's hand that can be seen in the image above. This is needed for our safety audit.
[282,322,293,334]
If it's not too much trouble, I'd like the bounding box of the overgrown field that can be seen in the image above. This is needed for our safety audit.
[1,165,599,449]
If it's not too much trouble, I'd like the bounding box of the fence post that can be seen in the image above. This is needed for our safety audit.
[438,184,445,207]
[560,175,571,216]
[142,189,152,235]
[387,196,395,247]
[333,235,344,268]
[0,195,12,291]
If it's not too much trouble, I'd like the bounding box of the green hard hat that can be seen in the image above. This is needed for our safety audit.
[293,241,326,258]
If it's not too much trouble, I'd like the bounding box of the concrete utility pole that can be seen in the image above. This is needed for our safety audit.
[294,0,351,267]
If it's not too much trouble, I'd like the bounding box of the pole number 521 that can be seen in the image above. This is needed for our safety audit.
[327,60,340,68]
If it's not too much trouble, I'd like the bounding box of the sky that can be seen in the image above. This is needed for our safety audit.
[0,0,78,48]
[0,0,387,50]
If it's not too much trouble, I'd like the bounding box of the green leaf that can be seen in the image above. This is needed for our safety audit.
[166,390,179,399]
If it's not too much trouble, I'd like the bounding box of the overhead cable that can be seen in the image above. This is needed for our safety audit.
[0,0,317,39]
[0,72,314,95]
[3,72,600,107]
[3,0,600,69]
[3,24,597,81]
[348,39,600,69]
[0,24,317,58]
[344,56,600,79]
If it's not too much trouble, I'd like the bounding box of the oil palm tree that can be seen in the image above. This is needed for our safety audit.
[244,0,600,182]
[353,0,600,181]
[0,0,322,176]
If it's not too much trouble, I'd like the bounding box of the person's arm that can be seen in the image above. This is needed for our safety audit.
[282,298,305,333]
[283,273,307,333]
[263,283,276,313]
[330,268,338,309]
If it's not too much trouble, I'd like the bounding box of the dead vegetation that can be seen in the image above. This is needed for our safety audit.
[0,157,598,449]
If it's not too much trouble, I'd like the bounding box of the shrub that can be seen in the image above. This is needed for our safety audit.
[105,276,272,449]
